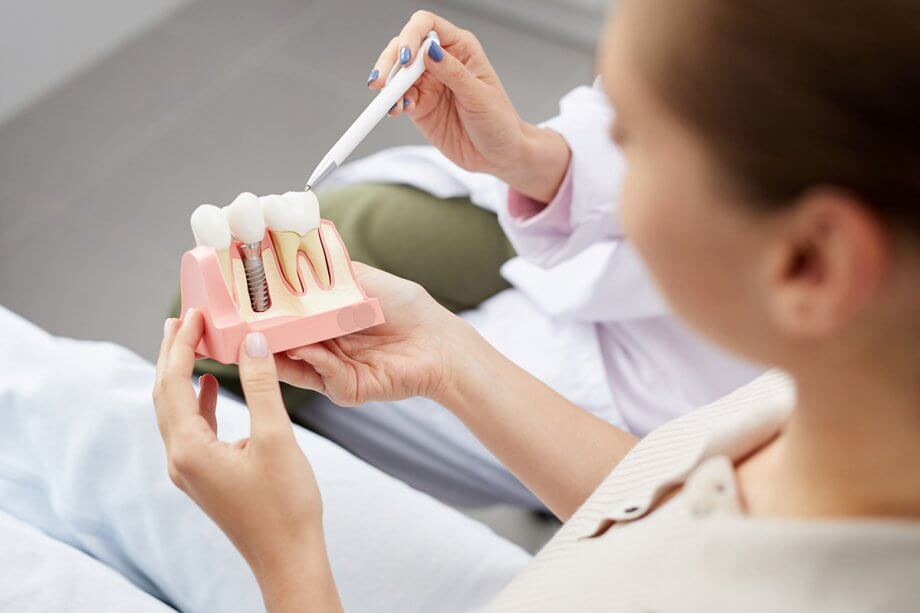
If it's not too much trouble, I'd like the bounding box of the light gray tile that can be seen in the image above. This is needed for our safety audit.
[167,0,318,55]
[0,23,235,239]
[274,0,595,122]
[112,60,426,213]
[272,0,432,98]
[0,197,172,352]
[0,180,32,245]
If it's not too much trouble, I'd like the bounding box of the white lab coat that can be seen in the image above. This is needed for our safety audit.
[312,80,764,507]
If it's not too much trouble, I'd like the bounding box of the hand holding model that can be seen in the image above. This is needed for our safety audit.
[371,10,571,203]
[154,311,343,612]
[155,268,498,612]
[275,263,466,406]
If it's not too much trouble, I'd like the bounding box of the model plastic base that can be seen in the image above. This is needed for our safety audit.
[180,220,385,364]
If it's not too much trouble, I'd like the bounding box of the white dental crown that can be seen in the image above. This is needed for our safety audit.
[225,192,266,244]
[190,204,232,249]
[262,191,320,235]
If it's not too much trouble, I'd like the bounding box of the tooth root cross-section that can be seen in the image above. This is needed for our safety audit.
[302,228,331,289]
[270,230,306,293]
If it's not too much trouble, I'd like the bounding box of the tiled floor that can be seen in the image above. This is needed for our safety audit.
[0,0,593,552]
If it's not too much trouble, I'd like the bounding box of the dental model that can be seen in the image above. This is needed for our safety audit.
[180,189,385,364]
[262,191,331,292]
[225,192,271,313]
[189,204,233,290]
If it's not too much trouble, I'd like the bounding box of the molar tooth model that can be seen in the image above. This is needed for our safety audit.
[180,190,385,364]
[262,191,330,292]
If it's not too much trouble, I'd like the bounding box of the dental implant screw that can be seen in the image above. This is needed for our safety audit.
[238,242,271,312]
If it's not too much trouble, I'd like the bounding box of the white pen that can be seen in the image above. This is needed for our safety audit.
[305,31,440,191]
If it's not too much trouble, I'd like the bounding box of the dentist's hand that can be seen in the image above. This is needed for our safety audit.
[369,10,571,203]
[276,263,470,407]
[153,311,342,612]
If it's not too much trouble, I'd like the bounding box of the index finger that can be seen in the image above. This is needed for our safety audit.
[395,10,466,68]
[159,309,207,431]
[154,318,180,437]
[155,318,179,389]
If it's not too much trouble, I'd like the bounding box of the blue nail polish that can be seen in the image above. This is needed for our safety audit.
[399,46,411,65]
[366,68,379,85]
[403,98,410,108]
[428,41,444,62]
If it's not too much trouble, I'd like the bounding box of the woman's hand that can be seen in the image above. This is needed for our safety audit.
[153,311,342,612]
[276,263,470,407]
[369,10,571,203]
[279,264,638,520]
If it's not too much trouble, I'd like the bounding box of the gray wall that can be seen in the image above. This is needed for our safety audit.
[0,0,190,123]
[443,0,608,49]
[0,0,604,124]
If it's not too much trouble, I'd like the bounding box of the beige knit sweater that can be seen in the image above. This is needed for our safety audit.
[489,371,920,612]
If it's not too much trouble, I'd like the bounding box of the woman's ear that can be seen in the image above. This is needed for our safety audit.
[764,189,889,340]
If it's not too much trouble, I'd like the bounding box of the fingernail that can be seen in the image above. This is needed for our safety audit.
[403,98,410,108]
[245,332,268,358]
[163,318,174,337]
[399,46,411,65]
[428,41,443,62]
[366,68,379,85]
[182,308,197,326]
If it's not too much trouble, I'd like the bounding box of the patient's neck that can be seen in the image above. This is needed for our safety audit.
[740,354,920,520]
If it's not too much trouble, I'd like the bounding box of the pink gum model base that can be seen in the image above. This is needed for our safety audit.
[180,220,384,365]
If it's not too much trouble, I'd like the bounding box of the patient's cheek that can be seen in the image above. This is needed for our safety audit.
[618,170,644,245]
[619,176,662,266]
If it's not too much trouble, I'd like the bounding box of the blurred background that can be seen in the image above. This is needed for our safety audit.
[0,0,600,551]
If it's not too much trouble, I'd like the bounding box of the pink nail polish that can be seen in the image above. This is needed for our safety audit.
[245,332,269,358]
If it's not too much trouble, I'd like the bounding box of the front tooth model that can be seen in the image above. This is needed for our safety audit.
[225,192,272,312]
[262,191,331,292]
[190,204,234,291]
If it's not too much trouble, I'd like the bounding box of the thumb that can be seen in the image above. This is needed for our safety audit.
[424,41,484,101]
[285,344,343,387]
[286,343,359,406]
[238,332,293,442]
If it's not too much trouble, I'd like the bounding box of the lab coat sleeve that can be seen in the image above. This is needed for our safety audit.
[497,79,627,266]
[497,79,671,320]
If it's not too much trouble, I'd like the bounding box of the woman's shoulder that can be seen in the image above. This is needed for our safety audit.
[569,370,795,531]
